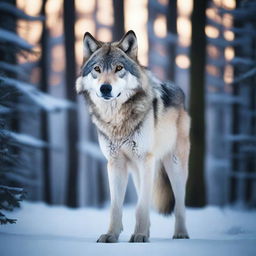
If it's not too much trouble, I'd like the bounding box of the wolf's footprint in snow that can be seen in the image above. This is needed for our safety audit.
[97,233,118,243]
[129,234,149,243]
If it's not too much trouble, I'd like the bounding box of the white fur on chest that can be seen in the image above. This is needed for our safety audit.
[98,109,177,162]
[98,111,154,160]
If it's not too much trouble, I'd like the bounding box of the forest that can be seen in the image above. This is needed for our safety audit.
[0,0,256,254]
[1,0,256,255]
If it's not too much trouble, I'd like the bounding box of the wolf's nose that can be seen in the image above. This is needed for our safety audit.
[100,84,112,95]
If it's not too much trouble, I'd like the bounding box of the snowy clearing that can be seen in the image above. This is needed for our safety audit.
[0,202,256,256]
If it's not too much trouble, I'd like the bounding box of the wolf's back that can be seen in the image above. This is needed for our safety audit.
[152,164,174,215]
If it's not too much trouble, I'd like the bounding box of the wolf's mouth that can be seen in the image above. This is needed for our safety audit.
[97,92,121,101]
[103,95,112,100]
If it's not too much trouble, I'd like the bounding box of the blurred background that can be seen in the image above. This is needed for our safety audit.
[1,0,256,219]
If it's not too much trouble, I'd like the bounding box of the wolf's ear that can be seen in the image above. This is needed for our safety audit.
[83,32,101,61]
[118,30,138,60]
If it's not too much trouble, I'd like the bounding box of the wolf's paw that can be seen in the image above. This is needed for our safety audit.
[97,233,118,243]
[129,233,149,243]
[173,233,189,239]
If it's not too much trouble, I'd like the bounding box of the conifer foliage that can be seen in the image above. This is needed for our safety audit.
[0,71,26,224]
[0,1,72,224]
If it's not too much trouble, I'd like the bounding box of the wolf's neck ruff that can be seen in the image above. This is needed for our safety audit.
[83,88,152,141]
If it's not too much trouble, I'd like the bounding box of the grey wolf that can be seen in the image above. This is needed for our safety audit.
[76,30,190,243]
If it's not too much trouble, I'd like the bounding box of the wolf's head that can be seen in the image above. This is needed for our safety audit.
[76,31,143,103]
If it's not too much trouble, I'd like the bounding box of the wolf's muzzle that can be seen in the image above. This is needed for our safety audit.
[100,84,112,99]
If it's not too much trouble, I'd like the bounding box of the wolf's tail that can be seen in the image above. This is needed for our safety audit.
[152,163,175,215]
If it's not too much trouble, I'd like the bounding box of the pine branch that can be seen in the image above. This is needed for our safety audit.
[229,57,256,67]
[0,186,25,208]
[0,212,17,225]
[218,5,256,21]
[0,61,27,77]
[232,67,256,84]
[0,105,11,114]
[207,37,246,48]
[0,2,43,21]
[7,130,48,148]
[0,28,34,51]
[0,76,75,111]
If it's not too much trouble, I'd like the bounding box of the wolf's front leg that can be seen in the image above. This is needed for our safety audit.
[97,158,128,243]
[130,153,155,243]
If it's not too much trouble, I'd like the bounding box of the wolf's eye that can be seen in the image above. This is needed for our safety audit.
[94,66,101,73]
[115,65,123,72]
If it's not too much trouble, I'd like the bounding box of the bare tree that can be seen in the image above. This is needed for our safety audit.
[39,0,52,204]
[112,0,124,41]
[187,0,208,206]
[64,0,79,207]
[166,0,177,81]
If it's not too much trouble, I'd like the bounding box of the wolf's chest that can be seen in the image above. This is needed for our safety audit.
[98,127,151,160]
[107,136,140,158]
[97,110,155,160]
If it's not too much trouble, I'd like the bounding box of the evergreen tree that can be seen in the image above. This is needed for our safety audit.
[0,1,72,224]
[0,0,26,225]
[0,97,25,224]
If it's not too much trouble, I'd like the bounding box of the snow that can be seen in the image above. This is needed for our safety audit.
[0,202,256,256]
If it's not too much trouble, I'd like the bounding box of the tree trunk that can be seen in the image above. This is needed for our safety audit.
[166,0,177,81]
[40,0,52,204]
[112,0,125,41]
[64,0,79,207]
[187,0,207,207]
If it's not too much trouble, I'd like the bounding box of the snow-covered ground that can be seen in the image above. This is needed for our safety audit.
[0,201,256,256]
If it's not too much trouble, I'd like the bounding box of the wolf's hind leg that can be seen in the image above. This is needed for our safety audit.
[163,152,189,239]
[169,110,190,239]
[163,113,190,239]
[97,158,128,243]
